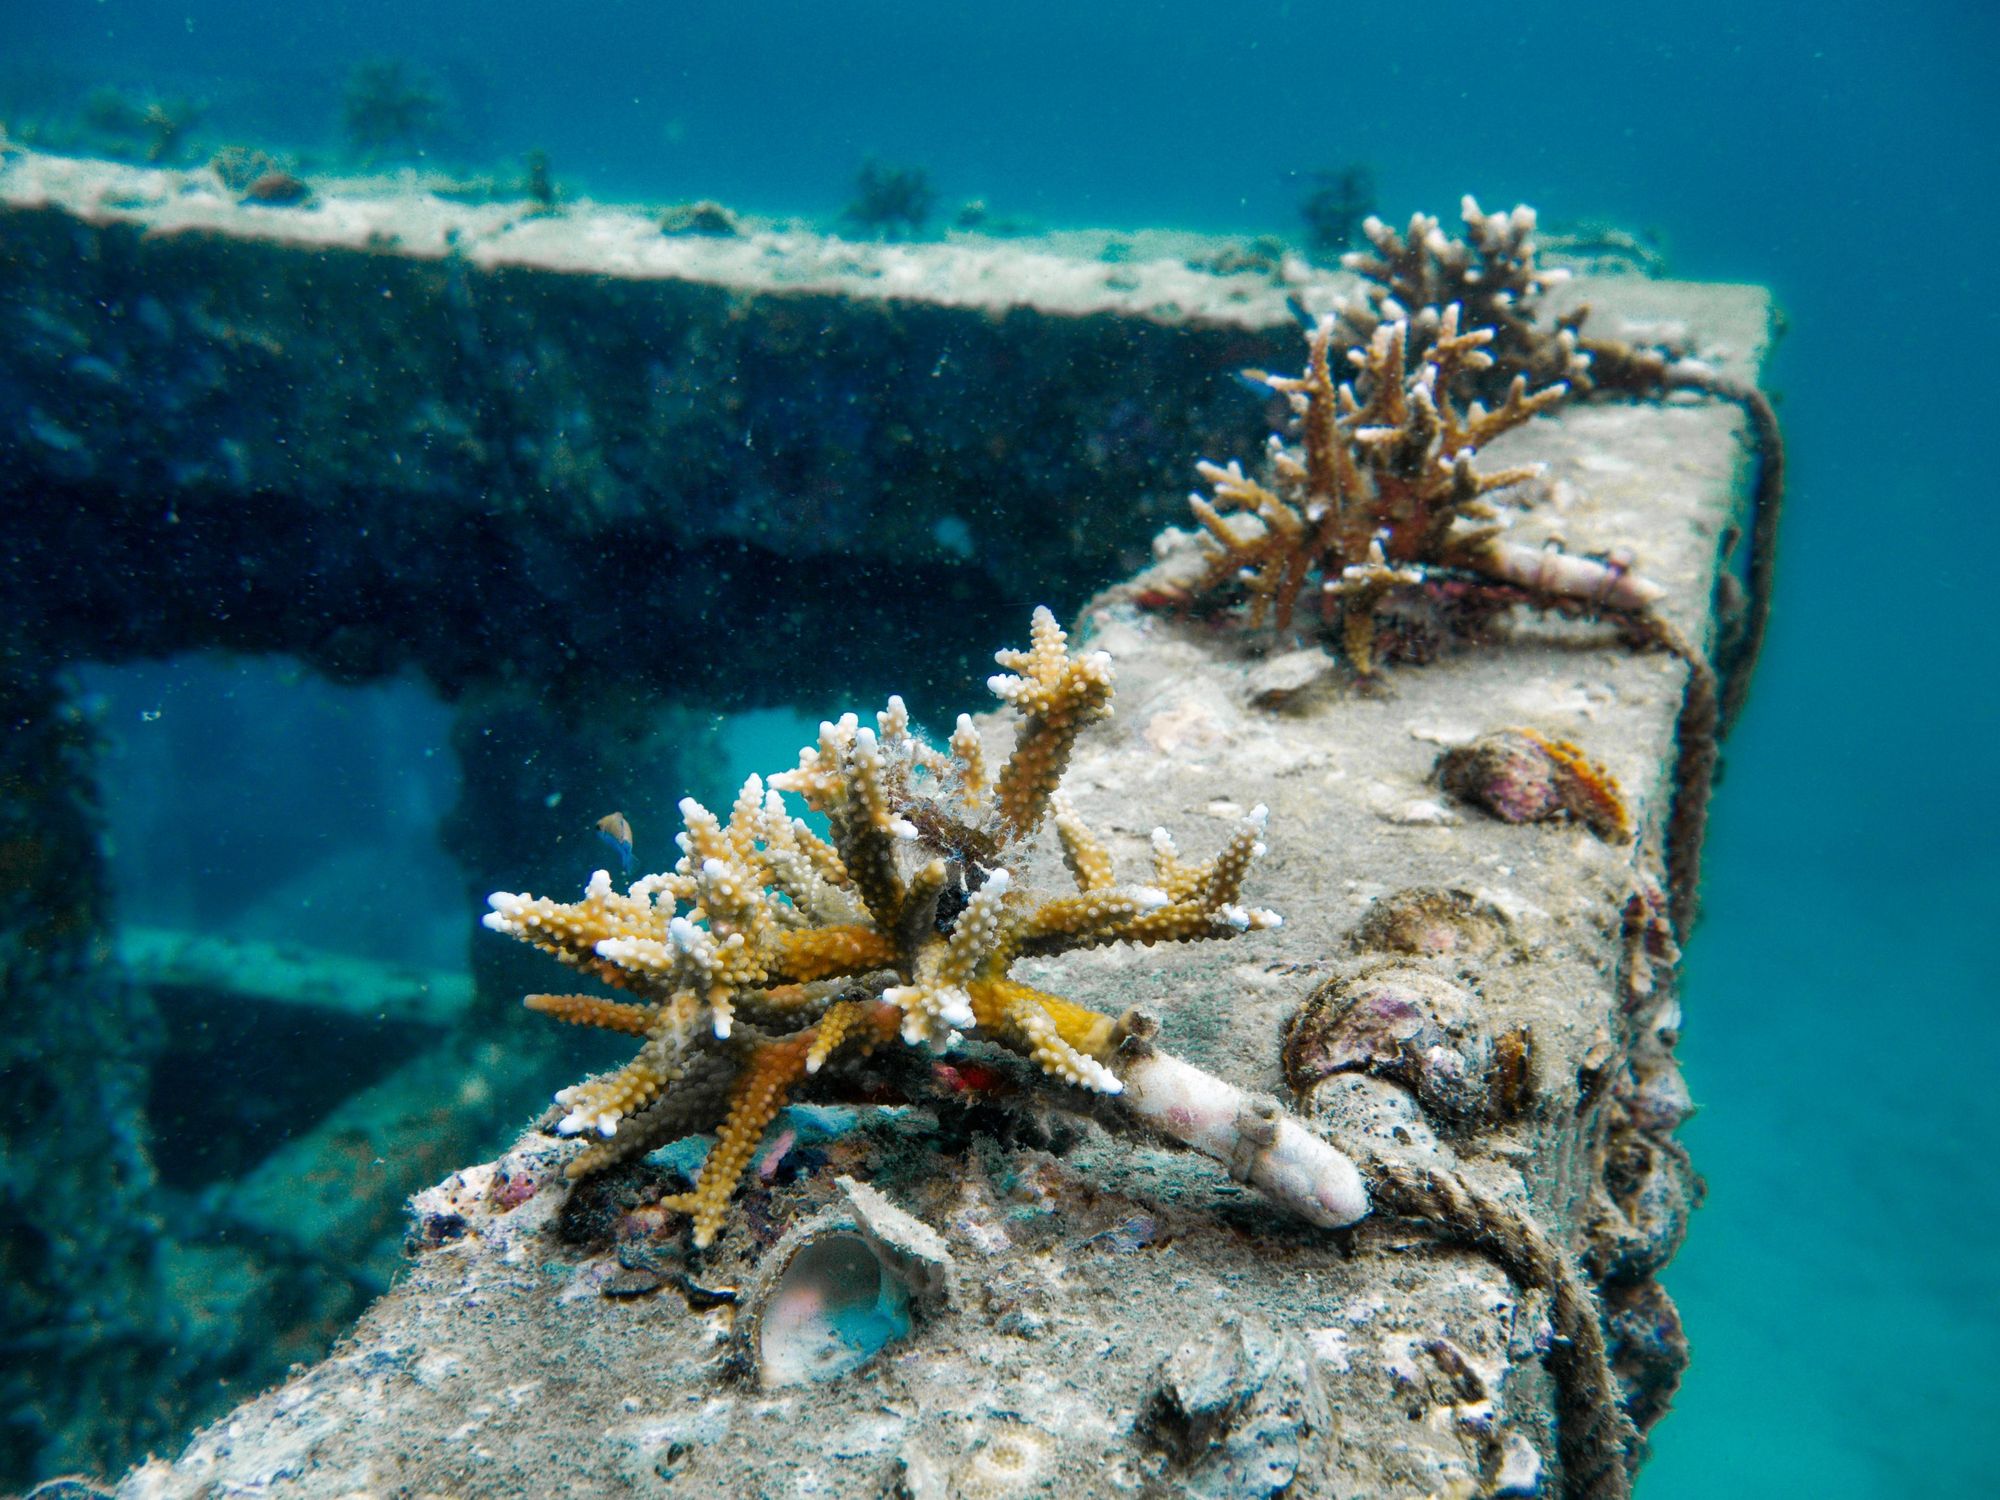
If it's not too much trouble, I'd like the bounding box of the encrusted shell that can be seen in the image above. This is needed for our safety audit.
[1281,965,1501,1124]
[1244,646,1337,710]
[1621,1059,1693,1136]
[1350,887,1507,959]
[734,1177,955,1389]
[1434,729,1632,842]
[1584,1117,1698,1281]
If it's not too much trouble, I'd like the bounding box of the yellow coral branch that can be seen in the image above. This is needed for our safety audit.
[490,608,1285,1247]
[524,993,655,1036]
[988,606,1114,837]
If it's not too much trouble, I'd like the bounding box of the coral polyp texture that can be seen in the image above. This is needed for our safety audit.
[1332,196,1782,727]
[483,607,1280,1247]
[1337,198,1585,390]
[1184,304,1660,670]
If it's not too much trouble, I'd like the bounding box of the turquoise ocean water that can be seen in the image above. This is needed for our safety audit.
[7,2,1996,1492]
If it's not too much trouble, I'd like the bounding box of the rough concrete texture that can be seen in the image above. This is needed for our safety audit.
[115,275,1764,1495]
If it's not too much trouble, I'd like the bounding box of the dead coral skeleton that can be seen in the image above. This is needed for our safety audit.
[484,608,1365,1247]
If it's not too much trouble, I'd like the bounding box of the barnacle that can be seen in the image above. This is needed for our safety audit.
[485,607,1280,1247]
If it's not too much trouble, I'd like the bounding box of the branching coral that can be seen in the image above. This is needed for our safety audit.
[1186,305,1658,671]
[485,608,1288,1247]
[841,159,936,239]
[81,87,207,165]
[1297,164,1376,261]
[1172,204,1765,934]
[1334,197,1593,398]
[340,60,445,164]
[1335,196,1783,729]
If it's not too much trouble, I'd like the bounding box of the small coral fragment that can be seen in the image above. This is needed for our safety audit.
[486,609,1281,1247]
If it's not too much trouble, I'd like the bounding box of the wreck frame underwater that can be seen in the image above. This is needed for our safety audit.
[0,138,1780,1498]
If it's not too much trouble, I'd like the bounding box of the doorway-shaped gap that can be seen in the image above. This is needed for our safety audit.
[78,653,465,1187]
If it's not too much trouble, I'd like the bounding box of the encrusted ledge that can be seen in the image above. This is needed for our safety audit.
[117,314,1758,1493]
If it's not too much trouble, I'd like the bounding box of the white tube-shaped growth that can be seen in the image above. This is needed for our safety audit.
[1114,1044,1368,1229]
[1473,539,1665,612]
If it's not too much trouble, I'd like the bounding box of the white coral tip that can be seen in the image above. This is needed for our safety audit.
[585,869,613,901]
[1077,1055,1124,1094]
[937,989,976,1031]
[1131,886,1171,911]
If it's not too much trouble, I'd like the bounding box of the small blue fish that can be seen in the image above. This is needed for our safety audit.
[596,811,634,872]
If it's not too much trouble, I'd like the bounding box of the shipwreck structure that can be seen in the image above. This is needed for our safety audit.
[0,143,1772,1496]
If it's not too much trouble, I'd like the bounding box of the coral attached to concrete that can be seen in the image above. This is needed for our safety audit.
[340,60,444,164]
[841,159,936,238]
[1298,163,1376,261]
[485,608,1283,1246]
[1336,196,1782,728]
[1183,303,1659,669]
[1165,203,1755,933]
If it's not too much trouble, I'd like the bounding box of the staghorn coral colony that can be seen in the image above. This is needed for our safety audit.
[1183,301,1661,672]
[1158,196,1782,934]
[484,608,1288,1248]
[1176,201,1686,662]
[1171,196,1779,730]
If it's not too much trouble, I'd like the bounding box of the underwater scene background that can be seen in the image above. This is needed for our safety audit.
[4,1,1995,1493]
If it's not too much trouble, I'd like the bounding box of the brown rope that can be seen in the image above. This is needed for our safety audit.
[1363,1156,1637,1500]
[1626,614,1719,939]
[1663,368,1784,735]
